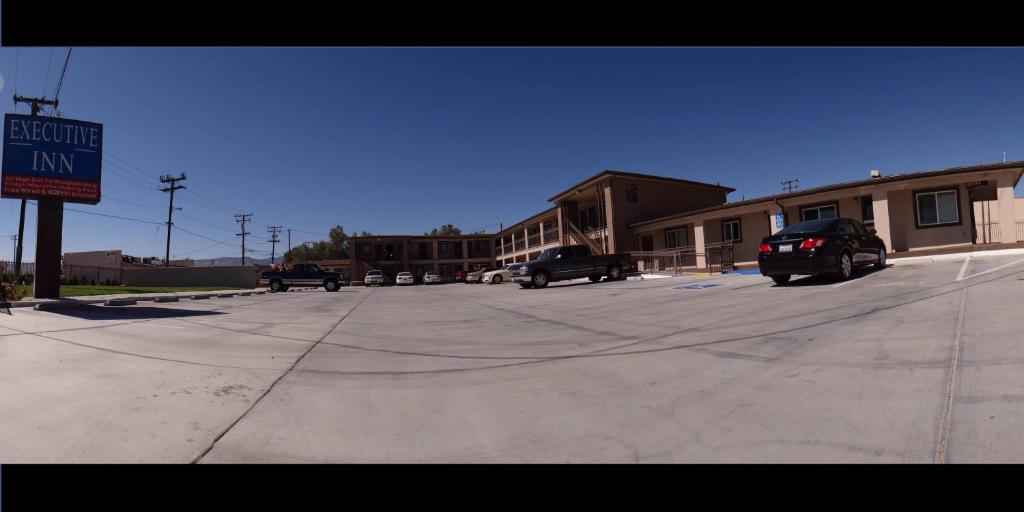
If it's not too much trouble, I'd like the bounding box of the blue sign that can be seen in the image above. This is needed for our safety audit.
[774,212,784,230]
[2,113,103,204]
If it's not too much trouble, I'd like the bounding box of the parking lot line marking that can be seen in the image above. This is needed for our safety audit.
[955,256,1024,282]
[956,255,971,281]
[935,287,968,464]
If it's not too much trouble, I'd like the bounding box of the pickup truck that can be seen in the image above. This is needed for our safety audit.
[511,245,632,289]
[259,263,347,292]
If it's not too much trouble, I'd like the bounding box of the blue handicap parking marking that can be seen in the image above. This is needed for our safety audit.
[674,283,723,290]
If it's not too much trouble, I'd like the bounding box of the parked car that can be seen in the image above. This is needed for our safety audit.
[758,217,887,285]
[482,265,515,284]
[364,269,390,287]
[511,245,632,289]
[423,271,442,284]
[259,263,347,292]
[396,272,415,286]
[454,270,467,283]
[465,267,496,284]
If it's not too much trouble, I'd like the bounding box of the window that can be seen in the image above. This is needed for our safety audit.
[722,219,742,243]
[915,189,960,227]
[801,203,838,222]
[860,195,874,225]
[626,184,638,203]
[664,227,688,249]
[437,241,453,258]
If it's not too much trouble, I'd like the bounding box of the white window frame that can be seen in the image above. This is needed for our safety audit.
[915,189,960,227]
[801,203,838,222]
[664,227,689,249]
[722,219,742,243]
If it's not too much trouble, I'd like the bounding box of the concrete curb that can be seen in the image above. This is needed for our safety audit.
[33,300,104,311]
[153,296,179,303]
[105,299,138,306]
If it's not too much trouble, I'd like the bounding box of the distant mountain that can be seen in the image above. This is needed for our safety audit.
[193,256,274,267]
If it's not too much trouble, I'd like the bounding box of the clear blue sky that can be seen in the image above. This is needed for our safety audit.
[0,47,1022,261]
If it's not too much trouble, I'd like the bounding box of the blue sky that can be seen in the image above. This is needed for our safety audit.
[0,47,1022,261]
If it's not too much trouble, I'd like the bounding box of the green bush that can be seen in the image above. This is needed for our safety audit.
[2,281,25,301]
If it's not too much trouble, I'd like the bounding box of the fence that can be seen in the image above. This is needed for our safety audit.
[975,221,1024,244]
[0,261,123,286]
[628,243,734,275]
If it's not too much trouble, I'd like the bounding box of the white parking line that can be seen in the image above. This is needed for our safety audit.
[956,255,971,281]
[955,256,1024,282]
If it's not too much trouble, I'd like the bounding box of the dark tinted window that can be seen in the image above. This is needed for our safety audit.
[574,246,591,258]
[777,219,839,235]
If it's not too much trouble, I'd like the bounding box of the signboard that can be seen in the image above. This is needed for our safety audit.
[1,113,103,204]
[774,212,785,230]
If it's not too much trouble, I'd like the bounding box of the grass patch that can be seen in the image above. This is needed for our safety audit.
[19,285,246,298]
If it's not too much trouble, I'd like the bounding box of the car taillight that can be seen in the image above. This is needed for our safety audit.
[799,237,827,250]
[759,243,772,254]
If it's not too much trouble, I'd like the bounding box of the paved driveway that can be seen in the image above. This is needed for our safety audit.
[2,254,1023,462]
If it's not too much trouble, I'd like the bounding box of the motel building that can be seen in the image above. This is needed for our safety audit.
[346,162,1024,283]
[628,162,1024,268]
[349,234,496,283]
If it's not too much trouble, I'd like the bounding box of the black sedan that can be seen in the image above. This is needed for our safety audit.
[758,217,886,285]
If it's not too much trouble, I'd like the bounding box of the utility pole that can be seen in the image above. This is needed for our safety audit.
[267,226,282,264]
[235,213,253,266]
[9,235,17,264]
[781,178,799,194]
[287,228,291,253]
[12,96,58,278]
[160,173,187,267]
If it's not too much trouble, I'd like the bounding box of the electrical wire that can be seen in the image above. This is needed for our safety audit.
[51,48,72,107]
[42,48,54,97]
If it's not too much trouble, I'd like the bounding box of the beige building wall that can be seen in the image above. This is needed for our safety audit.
[63,250,122,268]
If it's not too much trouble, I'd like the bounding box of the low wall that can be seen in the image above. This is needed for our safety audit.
[123,266,263,288]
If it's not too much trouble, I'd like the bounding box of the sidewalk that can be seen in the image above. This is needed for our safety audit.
[2,287,276,309]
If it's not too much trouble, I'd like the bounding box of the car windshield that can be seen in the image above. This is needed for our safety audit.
[538,248,559,260]
[398,273,411,276]
[367,271,382,276]
[777,219,839,235]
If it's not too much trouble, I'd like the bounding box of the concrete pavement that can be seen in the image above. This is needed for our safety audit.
[2,256,1024,462]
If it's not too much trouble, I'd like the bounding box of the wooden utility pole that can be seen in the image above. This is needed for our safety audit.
[235,213,253,266]
[12,96,58,279]
[267,226,282,264]
[160,173,187,267]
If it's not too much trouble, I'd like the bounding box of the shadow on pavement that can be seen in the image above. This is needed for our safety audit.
[777,266,889,287]
[38,305,226,320]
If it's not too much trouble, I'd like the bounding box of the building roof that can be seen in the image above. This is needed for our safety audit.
[496,206,559,237]
[547,170,736,202]
[629,161,1024,228]
[350,234,495,240]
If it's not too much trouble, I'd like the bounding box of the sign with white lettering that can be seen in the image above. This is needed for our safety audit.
[774,212,784,230]
[2,113,103,204]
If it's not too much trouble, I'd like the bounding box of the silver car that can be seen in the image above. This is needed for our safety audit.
[364,270,385,287]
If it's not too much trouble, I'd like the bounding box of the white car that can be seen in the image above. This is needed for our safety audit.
[482,265,516,284]
[396,272,415,286]
[364,270,385,287]
[423,271,442,284]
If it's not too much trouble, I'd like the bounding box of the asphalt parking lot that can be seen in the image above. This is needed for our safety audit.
[2,253,1024,462]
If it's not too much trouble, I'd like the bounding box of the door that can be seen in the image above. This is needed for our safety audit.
[551,247,577,277]
[839,220,870,263]
[573,246,595,277]
[852,219,882,259]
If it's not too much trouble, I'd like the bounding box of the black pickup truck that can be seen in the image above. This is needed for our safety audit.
[511,245,632,289]
[259,263,347,292]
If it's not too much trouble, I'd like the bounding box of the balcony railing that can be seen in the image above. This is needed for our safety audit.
[542,228,558,244]
[527,234,540,247]
[503,243,513,254]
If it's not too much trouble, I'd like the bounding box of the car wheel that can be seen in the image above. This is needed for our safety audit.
[607,265,622,281]
[269,279,284,292]
[324,279,339,292]
[589,275,602,283]
[874,247,887,270]
[493,275,503,284]
[838,252,853,281]
[280,285,289,292]
[771,275,790,286]
[532,271,549,288]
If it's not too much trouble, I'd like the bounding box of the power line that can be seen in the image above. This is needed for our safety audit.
[42,48,54,97]
[51,48,73,110]
[103,195,163,209]
[235,213,253,266]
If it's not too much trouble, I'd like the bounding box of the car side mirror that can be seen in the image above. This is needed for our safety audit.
[555,254,562,260]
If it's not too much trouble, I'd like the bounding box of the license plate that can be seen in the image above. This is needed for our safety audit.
[778,244,793,253]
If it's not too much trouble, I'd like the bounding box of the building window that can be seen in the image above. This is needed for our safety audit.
[915,189,960,227]
[722,219,742,243]
[801,203,838,222]
[626,184,638,203]
[665,227,689,249]
[860,195,874,225]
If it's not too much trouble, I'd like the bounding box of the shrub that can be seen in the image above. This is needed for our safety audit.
[2,281,25,301]
[20,273,33,285]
